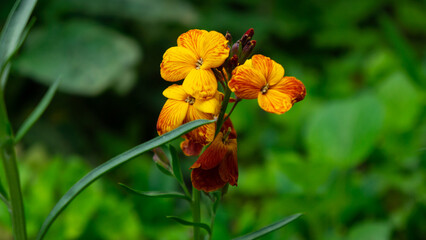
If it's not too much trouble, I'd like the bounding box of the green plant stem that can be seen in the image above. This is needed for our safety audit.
[192,188,201,240]
[0,90,27,240]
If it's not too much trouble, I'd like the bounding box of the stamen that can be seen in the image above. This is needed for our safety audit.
[222,127,232,144]
[195,58,203,69]
[261,83,269,94]
[185,96,196,105]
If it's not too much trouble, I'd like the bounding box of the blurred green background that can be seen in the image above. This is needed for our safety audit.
[0,0,425,239]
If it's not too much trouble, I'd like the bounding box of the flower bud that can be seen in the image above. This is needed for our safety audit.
[240,28,254,46]
[225,31,232,44]
[239,40,256,64]
[230,40,240,58]
[229,54,239,71]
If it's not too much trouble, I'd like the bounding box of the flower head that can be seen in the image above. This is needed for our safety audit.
[228,54,306,114]
[191,118,238,192]
[156,84,222,146]
[160,29,229,100]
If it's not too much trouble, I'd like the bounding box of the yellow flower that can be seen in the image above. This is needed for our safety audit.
[160,29,229,100]
[228,54,306,114]
[156,84,221,145]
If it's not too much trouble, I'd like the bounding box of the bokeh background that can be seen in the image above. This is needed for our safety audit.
[0,0,425,239]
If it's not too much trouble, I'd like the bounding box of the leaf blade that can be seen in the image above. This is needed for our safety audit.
[167,216,211,234]
[232,213,302,240]
[36,119,214,240]
[14,77,61,143]
[119,183,190,201]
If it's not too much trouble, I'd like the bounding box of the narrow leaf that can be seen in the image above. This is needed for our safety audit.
[169,145,184,184]
[0,0,37,70]
[233,213,302,240]
[167,216,211,234]
[119,183,190,201]
[14,77,61,143]
[36,119,215,240]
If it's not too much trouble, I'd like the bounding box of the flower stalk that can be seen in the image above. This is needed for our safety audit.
[0,90,27,240]
[192,188,201,240]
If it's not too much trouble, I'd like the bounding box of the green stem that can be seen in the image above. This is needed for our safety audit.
[192,188,201,240]
[0,90,27,240]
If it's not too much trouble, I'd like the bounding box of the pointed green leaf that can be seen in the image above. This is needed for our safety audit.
[14,77,61,143]
[167,216,211,234]
[119,183,190,201]
[233,213,302,240]
[152,147,173,176]
[169,145,184,184]
[36,119,214,240]
[0,0,37,72]
[154,161,173,176]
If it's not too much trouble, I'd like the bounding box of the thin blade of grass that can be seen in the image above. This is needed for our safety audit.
[14,77,61,143]
[167,216,211,234]
[0,0,37,71]
[233,213,302,240]
[36,119,215,240]
[119,183,191,201]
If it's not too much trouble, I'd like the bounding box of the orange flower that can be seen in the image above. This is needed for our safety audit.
[191,118,238,192]
[160,29,229,100]
[156,84,221,146]
[228,54,306,114]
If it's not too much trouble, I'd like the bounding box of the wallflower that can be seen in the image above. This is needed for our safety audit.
[156,84,221,146]
[191,118,238,192]
[228,54,306,114]
[160,29,229,100]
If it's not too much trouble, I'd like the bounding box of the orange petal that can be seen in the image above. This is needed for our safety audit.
[193,91,222,115]
[163,84,188,101]
[180,138,204,156]
[160,46,197,82]
[177,29,208,57]
[271,76,306,104]
[251,54,284,86]
[228,64,265,99]
[157,99,188,135]
[191,167,226,192]
[219,139,238,186]
[185,106,215,144]
[182,69,217,100]
[190,132,228,170]
[257,89,293,114]
[197,31,229,69]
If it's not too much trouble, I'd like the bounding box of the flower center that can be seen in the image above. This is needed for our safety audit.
[195,58,203,69]
[185,96,196,105]
[261,83,269,94]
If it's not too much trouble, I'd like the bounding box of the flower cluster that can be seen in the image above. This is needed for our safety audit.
[157,29,306,192]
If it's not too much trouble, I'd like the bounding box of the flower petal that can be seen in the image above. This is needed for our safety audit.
[191,167,226,192]
[191,132,227,170]
[185,105,215,144]
[219,139,238,186]
[251,54,284,86]
[180,138,204,156]
[193,91,222,114]
[271,76,306,104]
[177,29,207,57]
[160,46,197,82]
[157,99,188,135]
[162,84,188,101]
[182,69,218,100]
[228,63,265,99]
[198,31,229,69]
[257,89,293,114]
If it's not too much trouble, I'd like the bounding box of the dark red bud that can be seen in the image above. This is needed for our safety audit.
[245,28,254,38]
[225,32,232,43]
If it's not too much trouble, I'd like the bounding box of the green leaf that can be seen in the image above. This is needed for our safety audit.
[119,183,191,201]
[0,0,37,72]
[167,216,211,234]
[36,119,215,240]
[305,93,384,168]
[169,145,184,184]
[233,213,302,240]
[348,221,391,240]
[14,77,61,143]
[15,19,141,96]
